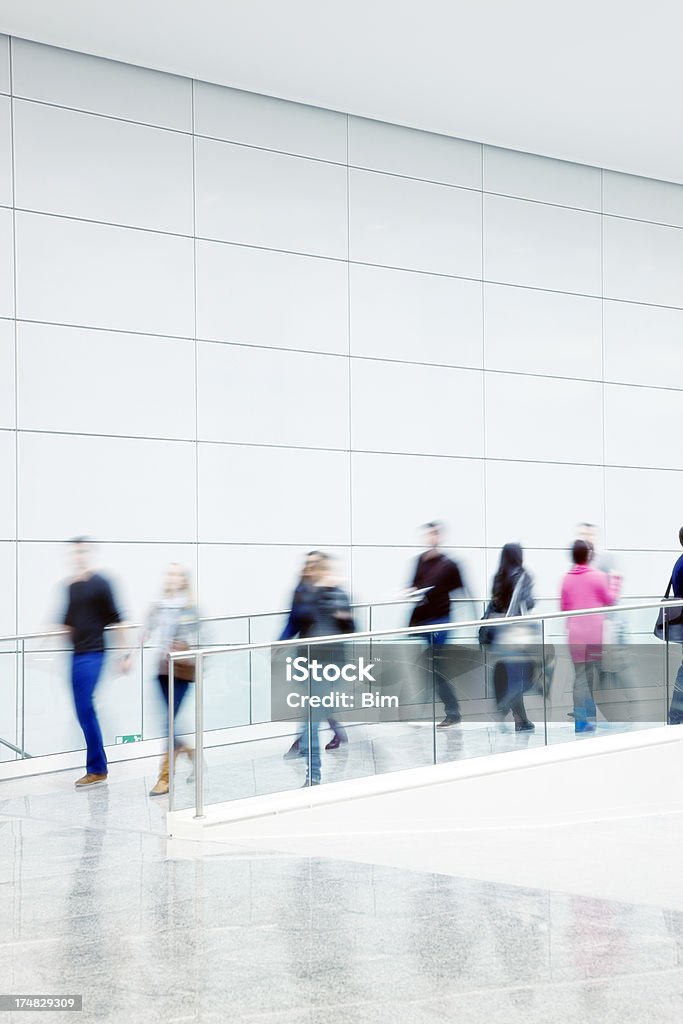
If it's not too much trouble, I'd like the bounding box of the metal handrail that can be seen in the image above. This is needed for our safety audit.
[169,597,683,661]
[0,592,665,646]
[0,736,31,758]
[0,595,482,646]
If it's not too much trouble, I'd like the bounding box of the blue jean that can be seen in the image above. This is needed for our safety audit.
[299,708,322,783]
[71,651,107,775]
[419,618,461,720]
[668,658,683,724]
[573,660,598,728]
[158,675,190,748]
[495,660,531,723]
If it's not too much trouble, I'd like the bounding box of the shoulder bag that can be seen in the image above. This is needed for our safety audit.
[654,578,683,643]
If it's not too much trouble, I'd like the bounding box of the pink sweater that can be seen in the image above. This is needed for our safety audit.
[560,565,620,661]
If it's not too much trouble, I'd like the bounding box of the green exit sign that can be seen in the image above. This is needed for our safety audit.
[116,734,142,744]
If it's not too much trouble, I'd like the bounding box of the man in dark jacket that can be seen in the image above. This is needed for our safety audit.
[667,527,683,724]
[408,522,465,727]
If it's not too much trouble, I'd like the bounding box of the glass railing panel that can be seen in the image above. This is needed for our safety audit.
[543,604,668,746]
[141,642,165,742]
[22,632,143,757]
[174,617,252,737]
[172,598,683,817]
[666,635,683,725]
[0,641,19,761]
[432,622,547,765]
[200,645,251,734]
[331,634,437,784]
[169,640,300,812]
[22,635,78,758]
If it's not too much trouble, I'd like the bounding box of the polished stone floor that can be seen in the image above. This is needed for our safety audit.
[2,761,683,1023]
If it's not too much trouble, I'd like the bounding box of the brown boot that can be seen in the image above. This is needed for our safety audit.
[149,754,169,796]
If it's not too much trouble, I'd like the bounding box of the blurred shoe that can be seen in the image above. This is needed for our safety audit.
[177,745,195,781]
[283,739,303,760]
[437,716,461,728]
[75,773,107,788]
[575,722,596,734]
[515,720,535,733]
[149,755,169,796]
[325,735,348,750]
[302,777,321,787]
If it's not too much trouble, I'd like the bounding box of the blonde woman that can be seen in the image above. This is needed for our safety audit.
[146,564,199,796]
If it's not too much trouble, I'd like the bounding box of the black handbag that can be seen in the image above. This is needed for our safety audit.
[654,578,683,643]
[479,572,528,648]
[479,603,503,646]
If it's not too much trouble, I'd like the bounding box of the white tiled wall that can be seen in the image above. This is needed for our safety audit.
[350,264,482,367]
[348,116,481,188]
[15,212,195,336]
[194,136,348,257]
[483,193,602,294]
[194,80,346,162]
[195,240,348,353]
[0,95,11,206]
[13,99,194,233]
[196,342,350,448]
[483,147,601,211]
[603,216,683,307]
[1,34,682,645]
[0,206,14,318]
[350,168,482,276]
[0,318,15,429]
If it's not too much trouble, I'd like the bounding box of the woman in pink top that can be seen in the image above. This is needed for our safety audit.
[560,540,620,732]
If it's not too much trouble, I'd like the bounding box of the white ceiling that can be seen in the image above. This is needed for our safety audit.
[2,0,682,184]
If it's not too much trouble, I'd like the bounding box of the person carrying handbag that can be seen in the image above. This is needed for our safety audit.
[146,563,199,796]
[481,543,536,732]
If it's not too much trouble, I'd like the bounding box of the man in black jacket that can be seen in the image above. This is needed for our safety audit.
[667,527,683,724]
[62,538,128,788]
[408,522,464,727]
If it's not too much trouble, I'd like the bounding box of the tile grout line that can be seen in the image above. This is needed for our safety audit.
[8,36,20,753]
[346,114,354,592]
[191,77,200,608]
[601,169,608,546]
[480,147,490,594]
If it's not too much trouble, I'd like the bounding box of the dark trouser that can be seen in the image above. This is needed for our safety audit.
[158,674,190,749]
[668,657,683,725]
[494,661,531,724]
[419,620,461,720]
[71,651,107,776]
